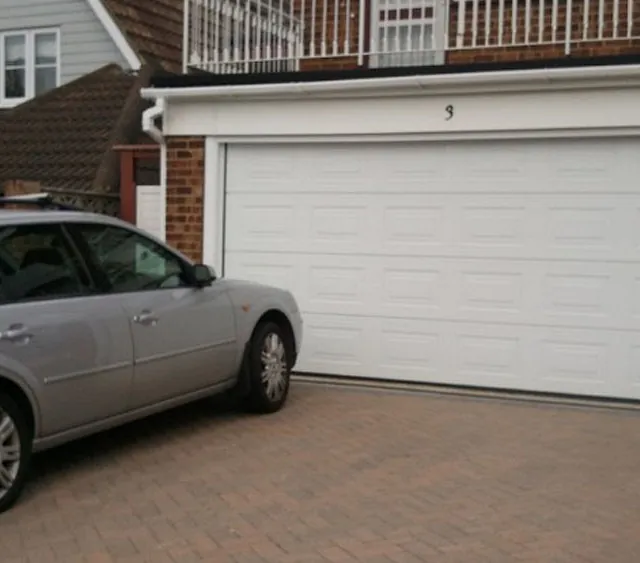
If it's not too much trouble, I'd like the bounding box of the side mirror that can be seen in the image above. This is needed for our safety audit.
[192,263,216,287]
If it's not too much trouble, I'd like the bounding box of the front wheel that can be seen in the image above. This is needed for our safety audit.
[0,393,31,514]
[242,322,292,414]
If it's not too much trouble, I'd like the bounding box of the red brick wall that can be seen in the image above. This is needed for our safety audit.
[300,56,360,71]
[165,137,205,262]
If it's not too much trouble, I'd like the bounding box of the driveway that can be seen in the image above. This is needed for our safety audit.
[2,383,640,563]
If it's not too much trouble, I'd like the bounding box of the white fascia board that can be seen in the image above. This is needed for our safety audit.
[140,63,640,101]
[86,0,142,70]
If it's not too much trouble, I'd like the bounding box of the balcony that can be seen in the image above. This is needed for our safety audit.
[183,0,640,74]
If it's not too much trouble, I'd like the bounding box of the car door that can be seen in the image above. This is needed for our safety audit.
[68,222,238,410]
[0,222,134,437]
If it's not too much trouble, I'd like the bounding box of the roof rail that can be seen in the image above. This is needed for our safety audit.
[0,193,81,211]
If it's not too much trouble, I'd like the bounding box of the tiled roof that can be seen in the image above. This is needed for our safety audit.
[0,64,150,195]
[103,0,184,73]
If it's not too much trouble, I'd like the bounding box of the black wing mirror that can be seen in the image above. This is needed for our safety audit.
[192,264,217,287]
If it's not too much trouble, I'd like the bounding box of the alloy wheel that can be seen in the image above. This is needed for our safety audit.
[260,332,288,402]
[0,408,20,501]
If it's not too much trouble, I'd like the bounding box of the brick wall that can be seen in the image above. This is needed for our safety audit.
[300,56,360,71]
[165,137,205,262]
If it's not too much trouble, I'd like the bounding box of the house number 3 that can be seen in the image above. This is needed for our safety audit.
[445,105,454,120]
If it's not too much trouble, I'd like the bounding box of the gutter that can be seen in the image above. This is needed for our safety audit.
[142,98,165,143]
[140,63,640,101]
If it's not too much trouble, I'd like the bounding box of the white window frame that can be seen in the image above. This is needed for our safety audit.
[369,0,446,68]
[0,28,61,108]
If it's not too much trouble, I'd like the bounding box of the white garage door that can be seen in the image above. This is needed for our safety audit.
[224,138,640,400]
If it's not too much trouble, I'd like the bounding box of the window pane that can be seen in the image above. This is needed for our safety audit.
[35,67,57,95]
[76,224,188,293]
[0,225,91,303]
[4,68,25,98]
[35,32,57,65]
[382,27,397,51]
[4,35,26,67]
[377,24,434,67]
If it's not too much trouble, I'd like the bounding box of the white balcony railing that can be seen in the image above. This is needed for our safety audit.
[184,0,640,73]
[184,0,302,72]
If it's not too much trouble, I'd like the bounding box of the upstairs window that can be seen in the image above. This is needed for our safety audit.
[1,29,60,107]
[370,0,445,68]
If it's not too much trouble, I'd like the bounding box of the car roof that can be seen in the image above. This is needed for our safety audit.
[0,209,124,226]
[0,208,196,266]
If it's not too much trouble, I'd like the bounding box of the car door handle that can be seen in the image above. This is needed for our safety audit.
[133,311,158,327]
[0,324,33,344]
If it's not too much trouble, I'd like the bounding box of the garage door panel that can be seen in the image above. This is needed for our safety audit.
[224,139,640,400]
[297,316,637,398]
[224,197,300,246]
[227,251,640,332]
[226,192,639,261]
[300,314,370,375]
[533,327,630,396]
[627,338,640,394]
[377,319,446,381]
[224,253,300,296]
[227,140,640,196]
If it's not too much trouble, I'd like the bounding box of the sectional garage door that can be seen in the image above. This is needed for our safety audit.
[223,138,640,400]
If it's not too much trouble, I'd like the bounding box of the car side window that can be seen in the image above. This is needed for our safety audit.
[0,224,93,304]
[73,223,191,293]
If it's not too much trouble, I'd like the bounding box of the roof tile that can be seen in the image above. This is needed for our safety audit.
[0,64,141,194]
[103,0,184,73]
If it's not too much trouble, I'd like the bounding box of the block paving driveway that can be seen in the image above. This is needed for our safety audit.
[2,382,640,563]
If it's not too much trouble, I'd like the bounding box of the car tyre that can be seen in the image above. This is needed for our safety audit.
[242,322,292,414]
[0,393,32,514]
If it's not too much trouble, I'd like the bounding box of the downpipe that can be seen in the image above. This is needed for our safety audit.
[141,98,167,240]
[142,98,165,144]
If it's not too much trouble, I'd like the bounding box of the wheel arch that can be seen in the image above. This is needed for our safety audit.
[234,308,296,398]
[254,309,296,362]
[0,376,37,440]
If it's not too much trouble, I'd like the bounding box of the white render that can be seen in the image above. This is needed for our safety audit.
[143,67,640,399]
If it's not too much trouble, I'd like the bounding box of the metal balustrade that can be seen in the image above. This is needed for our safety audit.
[183,0,640,73]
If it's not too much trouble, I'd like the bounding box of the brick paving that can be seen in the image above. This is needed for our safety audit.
[2,383,640,563]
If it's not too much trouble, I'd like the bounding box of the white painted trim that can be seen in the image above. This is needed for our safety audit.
[210,127,640,144]
[141,63,640,101]
[202,138,226,274]
[0,98,22,109]
[85,0,142,70]
[182,0,190,74]
[160,143,167,242]
[0,28,62,106]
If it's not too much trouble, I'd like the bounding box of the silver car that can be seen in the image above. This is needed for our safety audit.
[0,196,302,513]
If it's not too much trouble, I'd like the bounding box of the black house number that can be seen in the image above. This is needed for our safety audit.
[445,105,454,120]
